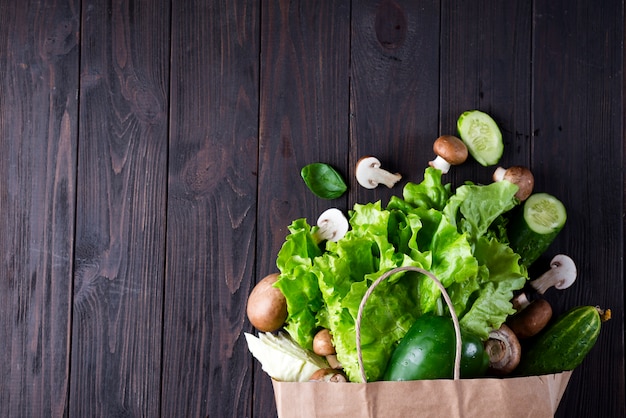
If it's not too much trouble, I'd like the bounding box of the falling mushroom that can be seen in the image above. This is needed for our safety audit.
[313,208,349,243]
[529,254,577,294]
[493,166,535,201]
[485,324,522,375]
[428,135,469,174]
[355,156,402,189]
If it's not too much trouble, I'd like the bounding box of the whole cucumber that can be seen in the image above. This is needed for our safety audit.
[515,305,604,376]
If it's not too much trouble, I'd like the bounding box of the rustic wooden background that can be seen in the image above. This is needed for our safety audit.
[0,0,624,417]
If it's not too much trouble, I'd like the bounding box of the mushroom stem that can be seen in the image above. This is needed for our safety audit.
[325,354,342,370]
[376,169,403,188]
[530,254,577,294]
[511,292,532,311]
[429,155,452,174]
[355,156,402,189]
[492,166,507,182]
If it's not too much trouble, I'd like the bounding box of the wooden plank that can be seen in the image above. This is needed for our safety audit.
[350,0,441,205]
[439,1,533,186]
[533,1,625,416]
[70,0,169,416]
[0,1,78,416]
[256,0,351,415]
[162,1,260,416]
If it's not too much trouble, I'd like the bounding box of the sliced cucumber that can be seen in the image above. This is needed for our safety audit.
[508,193,567,267]
[457,110,503,166]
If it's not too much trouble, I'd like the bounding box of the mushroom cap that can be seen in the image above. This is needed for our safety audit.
[316,208,349,242]
[507,298,553,339]
[313,328,336,356]
[432,135,469,165]
[355,156,402,189]
[494,166,534,201]
[246,273,288,332]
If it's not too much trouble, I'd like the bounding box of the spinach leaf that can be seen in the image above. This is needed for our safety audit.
[301,163,347,199]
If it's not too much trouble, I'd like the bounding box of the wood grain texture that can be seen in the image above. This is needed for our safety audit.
[0,1,78,416]
[70,0,169,416]
[0,1,623,417]
[256,1,351,414]
[350,0,441,206]
[163,1,259,417]
[533,1,625,417]
[439,0,533,186]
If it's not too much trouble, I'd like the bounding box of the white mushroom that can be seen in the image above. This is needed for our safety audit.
[530,254,577,294]
[314,208,349,242]
[355,156,402,189]
[493,166,535,201]
[428,135,468,174]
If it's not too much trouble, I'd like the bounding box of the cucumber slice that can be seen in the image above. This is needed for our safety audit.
[457,110,504,166]
[508,193,567,267]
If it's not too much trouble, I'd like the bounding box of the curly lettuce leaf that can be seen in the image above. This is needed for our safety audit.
[317,202,478,382]
[402,167,451,210]
[454,236,527,339]
[274,219,324,350]
[443,180,518,243]
[271,168,529,382]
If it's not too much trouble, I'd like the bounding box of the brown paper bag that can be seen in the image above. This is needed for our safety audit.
[272,371,572,418]
[271,266,573,418]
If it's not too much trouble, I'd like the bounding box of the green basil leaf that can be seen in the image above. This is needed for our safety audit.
[300,163,347,199]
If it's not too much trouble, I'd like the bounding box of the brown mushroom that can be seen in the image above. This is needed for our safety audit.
[313,328,343,369]
[313,328,336,356]
[492,166,534,201]
[507,298,553,339]
[246,273,288,332]
[309,368,348,383]
[355,156,402,189]
[428,135,469,174]
[485,324,522,375]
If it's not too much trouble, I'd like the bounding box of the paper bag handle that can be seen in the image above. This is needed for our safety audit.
[355,266,462,383]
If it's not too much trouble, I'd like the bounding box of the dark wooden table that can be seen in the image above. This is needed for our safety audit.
[1,1,624,417]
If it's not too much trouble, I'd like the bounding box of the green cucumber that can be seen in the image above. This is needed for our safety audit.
[516,306,604,376]
[457,110,503,166]
[508,193,567,267]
